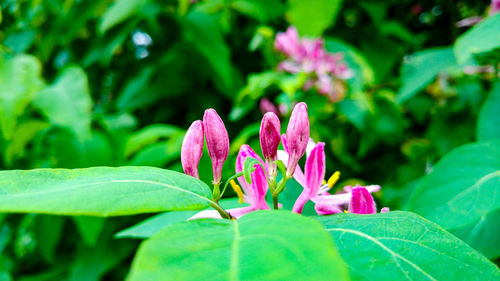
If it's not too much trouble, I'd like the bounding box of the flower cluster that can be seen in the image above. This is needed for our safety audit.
[182,103,387,219]
[274,26,352,102]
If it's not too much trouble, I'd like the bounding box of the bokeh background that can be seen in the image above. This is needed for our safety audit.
[1,0,499,280]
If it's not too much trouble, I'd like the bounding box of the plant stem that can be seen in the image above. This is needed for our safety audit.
[271,175,291,210]
[210,202,233,220]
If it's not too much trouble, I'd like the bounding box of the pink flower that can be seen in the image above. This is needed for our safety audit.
[274,26,352,102]
[181,120,204,178]
[190,145,269,220]
[292,142,325,213]
[203,109,229,184]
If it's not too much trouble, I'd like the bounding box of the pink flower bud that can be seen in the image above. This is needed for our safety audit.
[260,112,281,161]
[348,186,377,214]
[285,102,309,176]
[203,109,229,184]
[181,120,204,179]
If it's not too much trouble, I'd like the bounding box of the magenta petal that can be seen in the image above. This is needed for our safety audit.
[348,186,377,214]
[314,202,343,215]
[305,142,325,196]
[285,102,310,176]
[250,164,270,210]
[227,206,258,219]
[235,145,266,200]
[260,112,281,161]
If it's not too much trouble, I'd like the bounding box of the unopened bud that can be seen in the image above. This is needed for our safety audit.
[348,186,377,214]
[260,112,281,176]
[203,109,229,184]
[285,102,309,176]
[181,120,204,179]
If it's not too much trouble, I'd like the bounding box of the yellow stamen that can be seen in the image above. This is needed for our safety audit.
[322,180,327,185]
[230,180,244,204]
[327,171,341,188]
[344,210,348,213]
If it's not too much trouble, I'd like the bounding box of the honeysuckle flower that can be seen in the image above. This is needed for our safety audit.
[260,112,281,176]
[313,185,387,215]
[285,102,310,176]
[189,146,269,220]
[292,142,325,214]
[203,108,229,184]
[274,26,352,102]
[181,120,204,179]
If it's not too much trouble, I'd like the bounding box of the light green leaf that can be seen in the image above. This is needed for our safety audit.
[317,211,500,280]
[124,124,184,157]
[99,0,150,34]
[33,66,93,139]
[286,0,343,36]
[115,198,246,239]
[4,120,49,166]
[455,13,500,64]
[397,47,456,103]
[0,167,212,216]
[477,82,500,141]
[408,140,500,258]
[230,0,284,22]
[0,54,44,140]
[128,211,349,281]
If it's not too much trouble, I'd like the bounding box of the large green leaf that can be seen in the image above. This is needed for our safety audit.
[477,82,500,141]
[230,0,284,22]
[0,167,212,216]
[116,198,246,239]
[127,211,349,281]
[455,13,500,64]
[33,66,93,139]
[408,140,500,258]
[286,0,343,36]
[397,47,456,103]
[0,53,44,140]
[317,211,500,281]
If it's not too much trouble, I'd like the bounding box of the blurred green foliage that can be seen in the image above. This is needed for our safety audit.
[0,0,499,279]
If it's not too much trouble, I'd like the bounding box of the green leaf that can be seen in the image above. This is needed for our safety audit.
[397,47,456,103]
[124,124,183,157]
[286,0,343,36]
[477,82,500,141]
[99,0,150,34]
[243,157,260,184]
[73,217,107,246]
[408,140,500,258]
[0,167,212,216]
[230,0,284,22]
[115,198,246,239]
[0,54,44,140]
[454,13,500,64]
[33,66,93,139]
[325,38,375,91]
[182,11,233,92]
[317,211,500,280]
[127,211,349,281]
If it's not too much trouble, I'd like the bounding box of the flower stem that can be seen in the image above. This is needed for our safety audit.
[271,175,291,210]
[210,202,233,220]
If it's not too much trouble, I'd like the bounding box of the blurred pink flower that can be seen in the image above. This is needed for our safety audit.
[274,26,352,101]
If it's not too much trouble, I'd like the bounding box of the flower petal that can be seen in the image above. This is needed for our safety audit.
[348,186,377,214]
